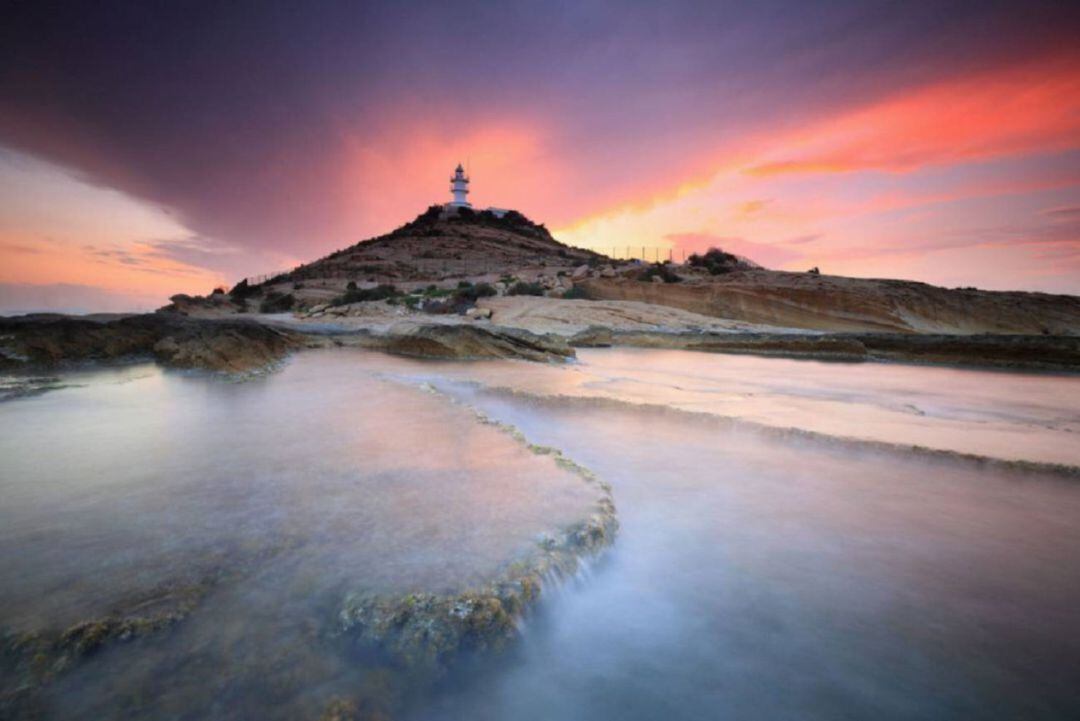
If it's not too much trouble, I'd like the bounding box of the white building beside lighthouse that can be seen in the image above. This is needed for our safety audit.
[448,163,471,208]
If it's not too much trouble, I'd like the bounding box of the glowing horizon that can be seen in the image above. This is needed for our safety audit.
[1,1,1078,312]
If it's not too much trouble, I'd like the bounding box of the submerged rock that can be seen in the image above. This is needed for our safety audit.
[338,508,616,673]
[337,401,618,675]
[1,580,212,718]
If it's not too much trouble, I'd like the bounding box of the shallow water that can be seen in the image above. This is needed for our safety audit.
[0,352,598,719]
[3,348,1080,719]
[417,348,1080,465]
[410,384,1080,720]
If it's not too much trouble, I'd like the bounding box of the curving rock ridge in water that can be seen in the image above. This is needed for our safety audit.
[338,403,618,675]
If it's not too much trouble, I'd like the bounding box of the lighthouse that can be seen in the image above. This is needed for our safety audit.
[448,163,471,208]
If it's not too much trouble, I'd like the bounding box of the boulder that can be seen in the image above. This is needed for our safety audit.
[571,264,590,280]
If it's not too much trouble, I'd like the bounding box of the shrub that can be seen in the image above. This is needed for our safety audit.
[259,292,295,313]
[561,286,591,300]
[687,247,740,275]
[332,284,402,306]
[457,280,473,289]
[640,262,681,283]
[508,281,545,296]
[229,278,259,300]
[456,282,497,302]
[346,280,358,290]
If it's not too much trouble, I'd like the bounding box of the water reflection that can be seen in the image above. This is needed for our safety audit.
[0,352,597,719]
[3,347,1079,719]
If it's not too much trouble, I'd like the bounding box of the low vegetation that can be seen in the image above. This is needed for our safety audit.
[332,284,403,306]
[687,247,742,275]
[507,281,545,296]
[258,291,295,313]
[639,262,682,283]
[561,286,591,300]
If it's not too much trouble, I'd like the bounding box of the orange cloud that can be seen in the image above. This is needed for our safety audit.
[747,53,1080,177]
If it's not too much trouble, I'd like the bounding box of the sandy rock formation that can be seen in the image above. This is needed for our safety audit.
[569,328,1080,371]
[579,270,1080,335]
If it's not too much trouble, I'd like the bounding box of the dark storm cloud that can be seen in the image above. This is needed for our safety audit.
[1,0,1077,262]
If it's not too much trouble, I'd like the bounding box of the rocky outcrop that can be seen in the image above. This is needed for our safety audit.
[0,314,303,373]
[149,321,301,373]
[363,324,575,362]
[569,328,1080,371]
[579,270,1080,335]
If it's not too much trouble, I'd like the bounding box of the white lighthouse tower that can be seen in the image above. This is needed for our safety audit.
[448,163,471,208]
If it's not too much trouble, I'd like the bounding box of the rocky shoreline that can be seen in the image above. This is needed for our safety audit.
[0,314,305,374]
[3,307,1078,380]
[0,313,576,375]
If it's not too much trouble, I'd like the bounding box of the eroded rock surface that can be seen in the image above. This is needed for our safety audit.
[569,328,1080,371]
[579,270,1080,335]
[0,314,304,373]
[350,324,575,362]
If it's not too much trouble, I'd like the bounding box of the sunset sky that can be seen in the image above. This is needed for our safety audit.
[1,1,1078,312]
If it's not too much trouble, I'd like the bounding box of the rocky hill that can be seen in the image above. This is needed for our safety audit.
[277,206,603,285]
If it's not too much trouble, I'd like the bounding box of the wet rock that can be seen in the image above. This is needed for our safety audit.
[1,580,213,717]
[0,314,303,374]
[568,326,615,347]
[339,494,617,674]
[151,322,301,373]
[375,324,574,362]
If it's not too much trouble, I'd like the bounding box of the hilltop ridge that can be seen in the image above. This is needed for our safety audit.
[274,206,605,286]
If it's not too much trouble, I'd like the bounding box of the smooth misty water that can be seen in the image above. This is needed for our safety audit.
[3,348,1080,719]
[0,352,598,719]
